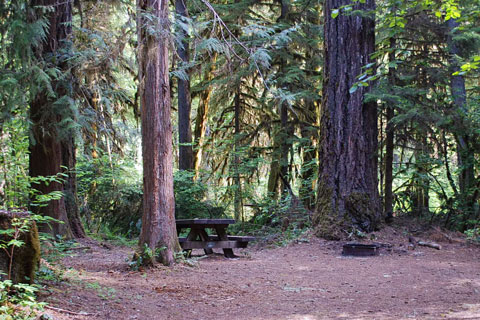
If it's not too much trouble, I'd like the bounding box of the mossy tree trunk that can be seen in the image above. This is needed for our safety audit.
[193,54,217,178]
[299,6,321,210]
[313,0,381,239]
[138,0,180,266]
[0,210,40,284]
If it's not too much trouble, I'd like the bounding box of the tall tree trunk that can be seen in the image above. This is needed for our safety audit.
[62,137,85,238]
[313,0,381,239]
[279,100,290,198]
[138,0,180,266]
[447,18,475,216]
[29,0,75,239]
[298,5,320,210]
[176,0,193,171]
[413,135,430,216]
[193,54,217,177]
[384,39,396,223]
[267,156,281,199]
[233,87,244,222]
[299,106,317,210]
[268,0,292,200]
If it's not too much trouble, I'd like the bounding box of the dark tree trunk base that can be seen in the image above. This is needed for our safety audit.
[0,210,40,284]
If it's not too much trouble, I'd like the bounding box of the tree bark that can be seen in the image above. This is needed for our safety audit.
[299,108,317,210]
[233,88,244,222]
[62,137,85,238]
[138,0,180,266]
[384,39,396,222]
[278,0,290,199]
[29,0,75,239]
[193,54,217,177]
[412,135,430,216]
[267,0,293,200]
[176,0,193,171]
[313,0,381,239]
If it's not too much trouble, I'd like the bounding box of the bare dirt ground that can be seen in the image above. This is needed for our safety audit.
[39,226,480,320]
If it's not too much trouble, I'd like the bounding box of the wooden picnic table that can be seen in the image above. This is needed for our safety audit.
[176,219,255,258]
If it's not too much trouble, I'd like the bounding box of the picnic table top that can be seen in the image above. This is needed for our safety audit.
[175,218,236,226]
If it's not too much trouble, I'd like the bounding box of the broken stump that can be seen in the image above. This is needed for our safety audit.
[0,210,40,284]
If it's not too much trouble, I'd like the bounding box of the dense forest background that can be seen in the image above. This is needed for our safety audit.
[0,0,479,255]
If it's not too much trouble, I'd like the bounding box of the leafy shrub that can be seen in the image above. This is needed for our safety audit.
[0,212,49,320]
[465,227,480,243]
[77,154,143,237]
[0,278,45,320]
[174,171,225,219]
[236,193,310,237]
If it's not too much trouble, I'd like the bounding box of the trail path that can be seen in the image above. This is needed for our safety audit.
[41,230,480,320]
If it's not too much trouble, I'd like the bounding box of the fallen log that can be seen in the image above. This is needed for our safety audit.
[417,241,441,250]
[408,236,441,250]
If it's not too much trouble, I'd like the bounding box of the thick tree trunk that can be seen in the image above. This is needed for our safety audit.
[267,158,281,199]
[29,114,72,238]
[313,0,381,239]
[138,0,180,266]
[29,0,75,239]
[176,0,193,171]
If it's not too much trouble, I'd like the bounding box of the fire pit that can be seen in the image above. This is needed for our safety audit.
[342,243,379,256]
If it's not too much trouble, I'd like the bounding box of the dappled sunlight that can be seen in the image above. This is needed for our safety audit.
[445,303,480,319]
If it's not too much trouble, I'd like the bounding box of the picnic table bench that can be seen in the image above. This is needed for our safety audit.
[176,219,255,258]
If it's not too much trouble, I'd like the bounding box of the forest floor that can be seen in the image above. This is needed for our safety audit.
[38,223,480,320]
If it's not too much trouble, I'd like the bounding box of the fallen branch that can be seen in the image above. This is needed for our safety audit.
[45,305,97,316]
[408,236,441,250]
[417,241,441,250]
[64,246,91,251]
[373,242,393,248]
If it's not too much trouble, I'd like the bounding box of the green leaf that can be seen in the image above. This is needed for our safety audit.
[331,9,339,19]
[7,239,24,247]
[349,85,358,94]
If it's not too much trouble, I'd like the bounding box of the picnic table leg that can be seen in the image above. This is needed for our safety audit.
[215,226,236,258]
[183,229,200,258]
[197,228,214,255]
[176,226,183,235]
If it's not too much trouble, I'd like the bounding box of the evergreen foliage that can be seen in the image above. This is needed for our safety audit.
[0,0,479,244]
